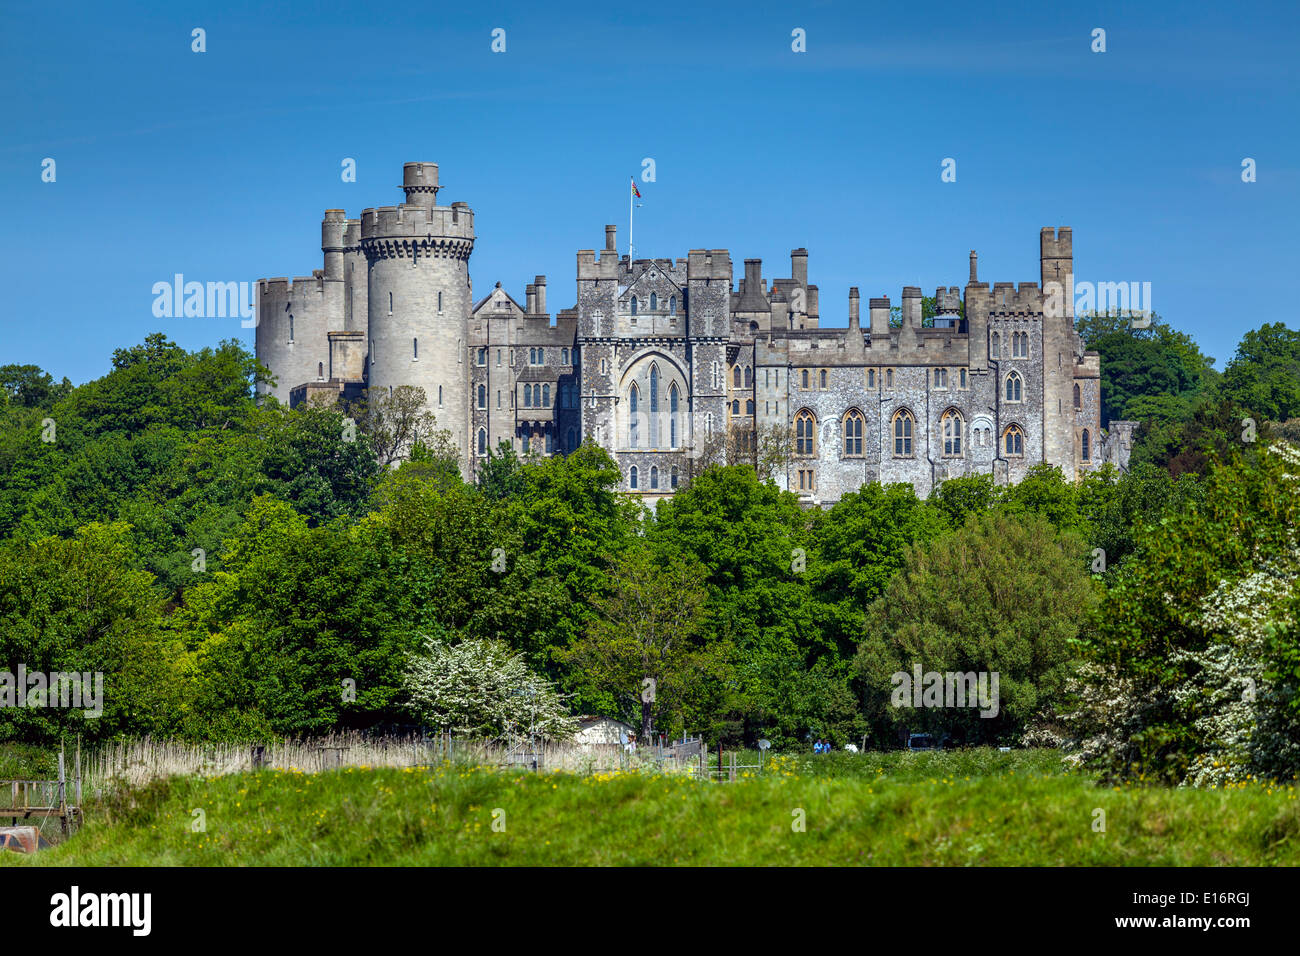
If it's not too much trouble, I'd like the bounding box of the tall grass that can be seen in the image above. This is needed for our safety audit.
[79,733,698,792]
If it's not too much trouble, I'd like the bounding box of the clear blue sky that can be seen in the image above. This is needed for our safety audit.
[3,0,1296,384]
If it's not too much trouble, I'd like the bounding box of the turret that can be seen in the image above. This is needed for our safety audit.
[363,162,476,473]
[403,163,440,207]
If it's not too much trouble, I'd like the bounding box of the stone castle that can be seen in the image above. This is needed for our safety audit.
[255,161,1135,504]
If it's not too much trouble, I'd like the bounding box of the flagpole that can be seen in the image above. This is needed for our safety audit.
[629,178,634,259]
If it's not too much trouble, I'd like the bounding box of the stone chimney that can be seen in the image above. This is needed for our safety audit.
[605,225,617,252]
[534,275,547,314]
[903,286,922,328]
[848,287,860,330]
[791,248,808,289]
[969,250,978,284]
[526,283,536,313]
[869,296,891,337]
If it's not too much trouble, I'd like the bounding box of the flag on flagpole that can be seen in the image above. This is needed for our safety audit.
[631,178,642,198]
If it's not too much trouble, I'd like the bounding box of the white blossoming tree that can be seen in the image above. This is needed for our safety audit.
[1066,441,1300,785]
[403,636,577,741]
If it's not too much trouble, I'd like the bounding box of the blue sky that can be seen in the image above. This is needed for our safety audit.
[2,0,1296,383]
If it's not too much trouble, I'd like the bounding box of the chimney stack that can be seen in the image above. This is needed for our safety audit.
[605,225,617,252]
[869,296,891,337]
[791,248,808,289]
[903,286,922,328]
[969,250,978,284]
[534,275,547,314]
[848,287,860,330]
[526,283,536,313]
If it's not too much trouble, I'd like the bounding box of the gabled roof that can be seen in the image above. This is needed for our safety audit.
[473,282,525,314]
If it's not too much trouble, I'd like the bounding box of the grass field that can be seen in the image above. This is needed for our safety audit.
[6,749,1299,866]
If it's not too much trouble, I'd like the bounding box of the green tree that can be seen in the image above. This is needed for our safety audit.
[565,547,711,739]
[1219,322,1300,423]
[855,512,1096,746]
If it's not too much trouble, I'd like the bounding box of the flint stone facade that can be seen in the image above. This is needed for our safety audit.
[255,161,1134,504]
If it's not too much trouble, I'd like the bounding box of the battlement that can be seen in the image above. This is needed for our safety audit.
[259,275,328,298]
[687,249,732,281]
[361,202,475,240]
[1040,226,1072,260]
[577,247,620,280]
[978,281,1044,314]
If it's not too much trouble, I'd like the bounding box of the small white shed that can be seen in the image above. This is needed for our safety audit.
[573,716,635,746]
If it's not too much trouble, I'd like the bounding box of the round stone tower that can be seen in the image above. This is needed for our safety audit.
[362,162,475,467]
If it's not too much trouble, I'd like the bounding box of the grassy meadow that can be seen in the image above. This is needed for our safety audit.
[5,748,1299,866]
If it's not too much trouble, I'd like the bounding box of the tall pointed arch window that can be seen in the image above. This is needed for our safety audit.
[628,383,639,448]
[990,330,999,357]
[1005,370,1023,403]
[1003,424,1025,457]
[843,409,864,456]
[649,365,659,446]
[477,428,487,456]
[650,292,657,311]
[1073,383,1082,409]
[630,466,638,489]
[631,296,638,316]
[669,383,679,448]
[1081,428,1091,461]
[795,409,816,457]
[477,384,486,409]
[542,384,550,407]
[892,409,915,457]
[941,409,964,457]
[650,465,659,489]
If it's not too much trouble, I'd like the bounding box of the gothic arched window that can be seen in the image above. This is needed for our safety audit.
[524,384,533,408]
[649,366,659,446]
[941,408,964,457]
[631,296,638,316]
[669,383,679,449]
[843,409,864,456]
[669,296,676,315]
[650,292,657,311]
[478,428,487,455]
[628,384,639,448]
[1073,383,1082,409]
[795,409,816,457]
[650,465,659,489]
[745,367,753,387]
[734,366,742,388]
[1081,428,1091,461]
[892,409,914,457]
[630,466,638,489]
[670,466,679,489]
[1003,424,1025,457]
[1005,370,1023,403]
[990,330,999,357]
[542,384,550,407]
[477,384,486,409]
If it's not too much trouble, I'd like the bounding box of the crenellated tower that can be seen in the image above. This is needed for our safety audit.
[361,163,476,470]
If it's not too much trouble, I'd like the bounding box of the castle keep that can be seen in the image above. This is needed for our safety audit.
[255,162,1134,504]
